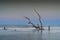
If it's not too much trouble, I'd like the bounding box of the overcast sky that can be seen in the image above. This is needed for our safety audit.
[0,0,60,26]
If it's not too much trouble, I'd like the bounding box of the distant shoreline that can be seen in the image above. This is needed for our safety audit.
[0,27,60,30]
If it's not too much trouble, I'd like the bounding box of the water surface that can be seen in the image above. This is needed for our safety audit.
[0,27,60,40]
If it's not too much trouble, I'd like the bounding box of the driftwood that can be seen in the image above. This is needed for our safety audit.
[48,25,50,31]
[33,9,44,30]
[3,26,7,30]
[24,9,44,30]
[24,16,40,29]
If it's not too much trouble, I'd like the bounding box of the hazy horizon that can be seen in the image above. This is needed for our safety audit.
[0,0,60,26]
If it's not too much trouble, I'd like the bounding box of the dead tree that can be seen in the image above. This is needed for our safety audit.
[24,16,40,29]
[33,9,44,30]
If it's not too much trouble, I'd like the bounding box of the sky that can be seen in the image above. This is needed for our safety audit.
[0,0,60,26]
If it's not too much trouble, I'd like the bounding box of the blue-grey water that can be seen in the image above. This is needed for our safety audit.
[0,27,60,40]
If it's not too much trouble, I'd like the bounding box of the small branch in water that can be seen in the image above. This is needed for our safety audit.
[3,26,7,30]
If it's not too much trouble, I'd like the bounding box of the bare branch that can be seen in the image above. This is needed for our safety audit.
[33,9,41,19]
[24,16,40,29]
[24,16,32,24]
[33,9,43,29]
[24,16,30,21]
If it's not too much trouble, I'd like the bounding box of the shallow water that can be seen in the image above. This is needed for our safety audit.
[0,29,60,40]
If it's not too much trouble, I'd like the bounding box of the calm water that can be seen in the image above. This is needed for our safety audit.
[0,27,60,40]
